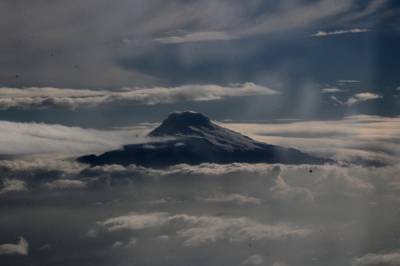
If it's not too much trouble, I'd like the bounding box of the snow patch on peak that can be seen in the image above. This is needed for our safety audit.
[149,111,215,137]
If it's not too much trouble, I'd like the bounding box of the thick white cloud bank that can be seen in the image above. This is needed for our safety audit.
[0,83,277,110]
[222,115,400,165]
[0,120,150,157]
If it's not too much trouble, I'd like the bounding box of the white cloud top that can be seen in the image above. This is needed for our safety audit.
[0,83,277,110]
[0,179,27,194]
[312,28,369,37]
[321,87,345,93]
[95,212,311,246]
[354,252,400,265]
[0,237,29,256]
[222,115,400,165]
[345,92,382,106]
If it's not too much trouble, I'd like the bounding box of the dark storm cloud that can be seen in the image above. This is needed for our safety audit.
[1,0,396,89]
[0,0,398,124]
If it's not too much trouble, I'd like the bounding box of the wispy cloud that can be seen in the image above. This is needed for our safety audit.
[330,92,382,106]
[0,83,277,110]
[155,31,237,44]
[321,87,345,93]
[270,175,314,202]
[43,179,87,190]
[242,254,264,265]
[154,0,356,43]
[0,237,29,256]
[0,179,27,194]
[94,212,311,246]
[196,193,261,205]
[337,80,360,84]
[312,28,369,37]
[345,92,382,106]
[353,251,400,265]
[0,120,146,157]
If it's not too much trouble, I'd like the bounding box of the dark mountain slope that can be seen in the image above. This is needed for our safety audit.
[78,111,331,167]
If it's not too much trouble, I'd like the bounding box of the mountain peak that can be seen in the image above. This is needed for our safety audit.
[149,111,216,137]
[79,110,331,167]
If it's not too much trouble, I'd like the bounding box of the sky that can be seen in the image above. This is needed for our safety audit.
[1,1,400,266]
[0,0,399,126]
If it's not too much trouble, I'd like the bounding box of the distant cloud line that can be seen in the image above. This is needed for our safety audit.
[0,237,28,256]
[321,87,345,93]
[312,28,369,37]
[330,92,382,106]
[0,83,277,110]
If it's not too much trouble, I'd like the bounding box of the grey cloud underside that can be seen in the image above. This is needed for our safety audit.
[1,158,400,265]
[0,0,398,123]
[1,0,397,89]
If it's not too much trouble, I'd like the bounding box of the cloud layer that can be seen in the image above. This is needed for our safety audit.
[222,115,400,165]
[0,114,399,265]
[0,179,27,195]
[0,83,277,110]
[354,252,400,266]
[0,120,151,157]
[0,114,397,165]
[312,28,369,37]
[1,153,400,265]
[0,238,28,256]
[330,92,382,106]
[94,212,310,247]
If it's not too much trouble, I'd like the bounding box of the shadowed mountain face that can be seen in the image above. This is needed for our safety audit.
[78,111,330,167]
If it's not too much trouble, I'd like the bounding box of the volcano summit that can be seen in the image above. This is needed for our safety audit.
[78,111,330,167]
